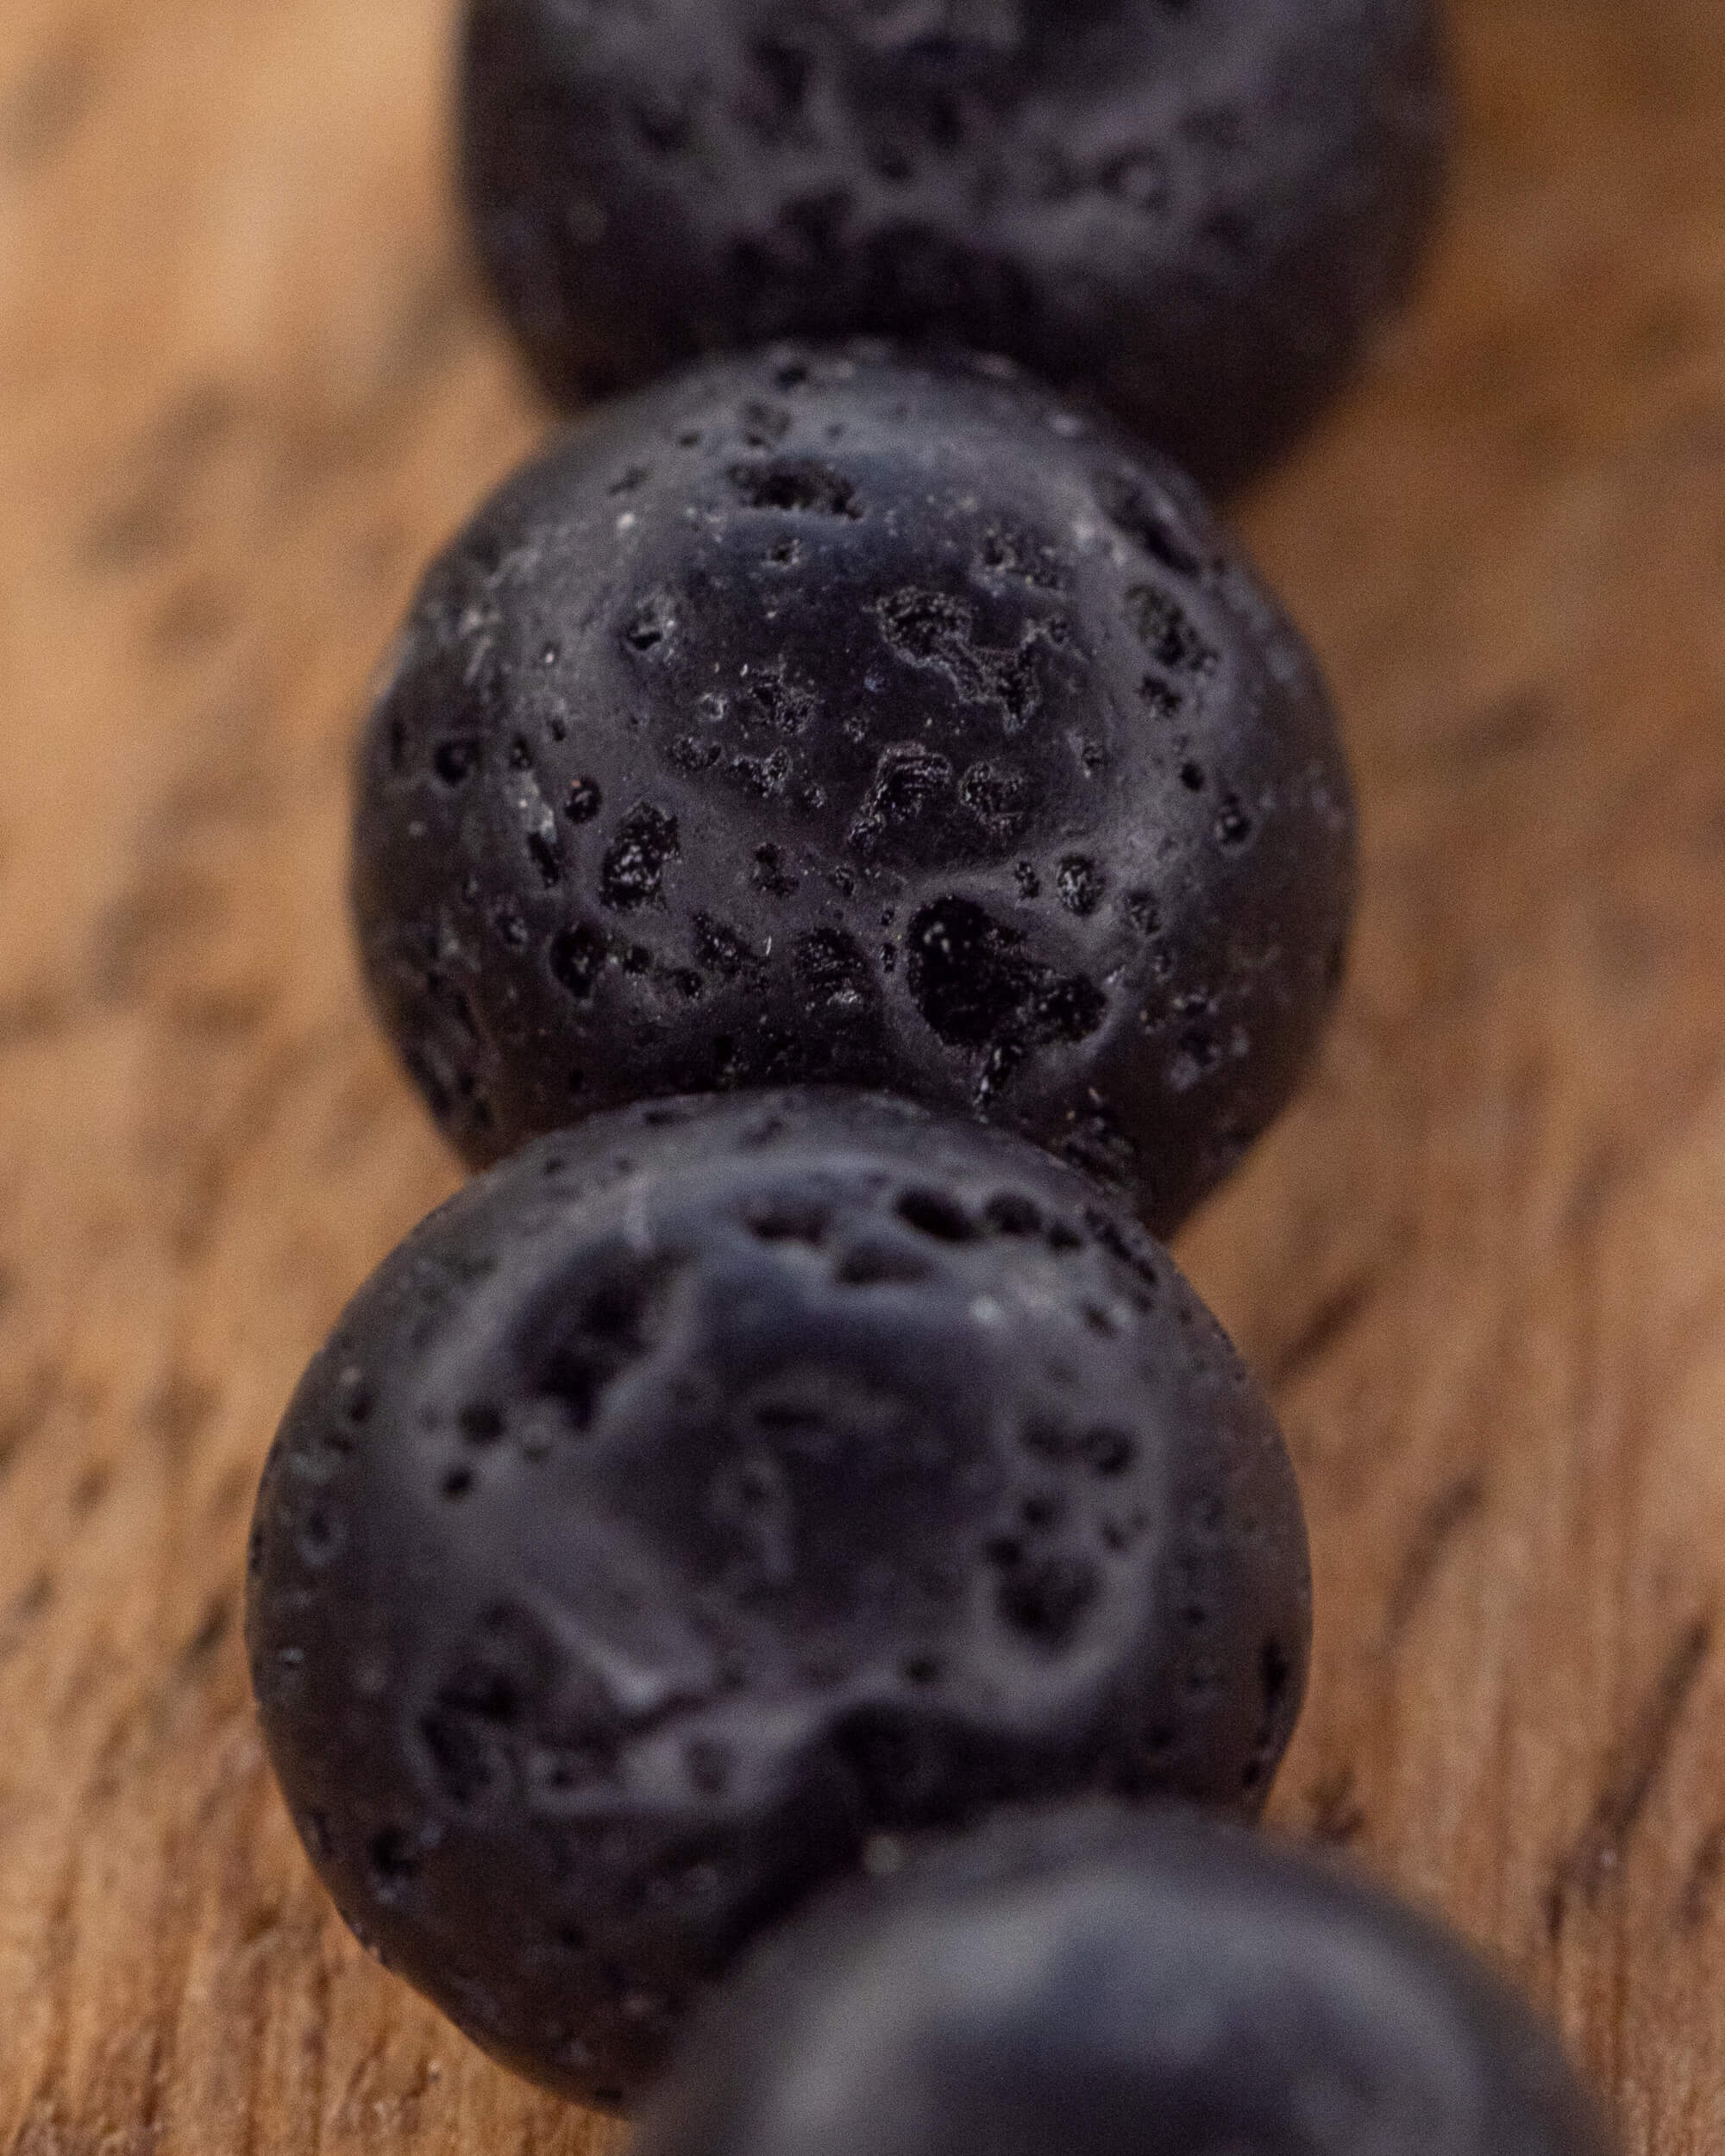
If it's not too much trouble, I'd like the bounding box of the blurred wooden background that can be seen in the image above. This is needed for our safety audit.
[1,1,1723,2149]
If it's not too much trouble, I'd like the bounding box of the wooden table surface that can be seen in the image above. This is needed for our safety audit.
[3,2,1724,2150]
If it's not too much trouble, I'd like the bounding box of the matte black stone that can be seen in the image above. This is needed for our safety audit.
[244,1094,1311,2112]
[354,347,1354,1235]
[637,1803,1615,2156]
[460,0,1448,497]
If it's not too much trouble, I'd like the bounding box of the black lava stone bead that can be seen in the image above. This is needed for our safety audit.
[636,1804,1615,2156]
[245,1093,1311,2111]
[460,0,1447,497]
[354,347,1354,1236]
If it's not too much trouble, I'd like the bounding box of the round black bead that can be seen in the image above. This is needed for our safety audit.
[460,0,1448,497]
[354,346,1354,1235]
[244,1093,1312,2111]
[636,1803,1615,2156]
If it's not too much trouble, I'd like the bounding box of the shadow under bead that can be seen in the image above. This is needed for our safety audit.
[460,0,1449,498]
[243,1093,1312,2111]
[353,345,1355,1237]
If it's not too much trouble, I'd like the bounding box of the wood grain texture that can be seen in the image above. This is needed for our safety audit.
[0,1,1722,2149]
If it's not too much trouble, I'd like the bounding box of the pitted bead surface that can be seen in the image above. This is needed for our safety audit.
[245,1094,1312,2110]
[461,0,1448,494]
[354,347,1355,1233]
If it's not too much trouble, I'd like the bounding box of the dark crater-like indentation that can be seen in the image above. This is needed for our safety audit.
[602,804,680,911]
[435,736,482,785]
[906,898,1107,1094]
[1130,585,1217,676]
[1022,1420,1138,1479]
[693,912,756,978]
[1056,856,1105,917]
[624,592,675,655]
[745,1191,831,1244]
[983,1191,1042,1237]
[895,1187,978,1244]
[794,927,874,1012]
[740,398,793,447]
[737,658,818,736]
[1168,1025,1222,1094]
[1082,1206,1161,1296]
[875,588,1043,730]
[729,460,861,517]
[848,744,955,859]
[669,733,723,775]
[957,760,1030,840]
[744,34,815,135]
[419,1602,568,1812]
[461,1403,505,1446]
[1139,676,1182,720]
[368,1827,419,1901]
[988,1539,1100,1653]
[980,528,1063,591]
[297,1503,342,1569]
[549,924,606,1001]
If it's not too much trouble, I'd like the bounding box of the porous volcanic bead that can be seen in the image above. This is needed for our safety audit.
[636,1803,1615,2156]
[354,347,1354,1236]
[245,1093,1312,2111]
[461,0,1448,496]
